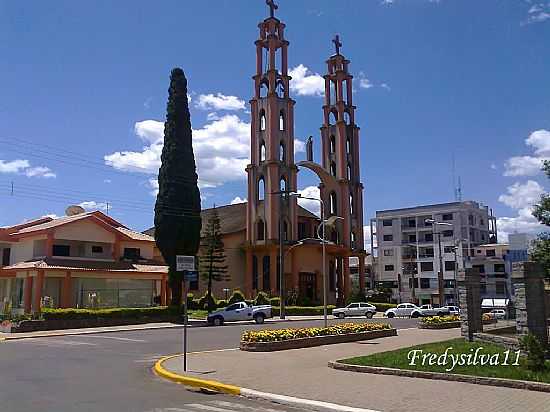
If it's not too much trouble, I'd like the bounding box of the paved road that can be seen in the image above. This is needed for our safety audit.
[0,317,417,412]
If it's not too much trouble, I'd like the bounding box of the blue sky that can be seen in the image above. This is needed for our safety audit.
[1,0,549,244]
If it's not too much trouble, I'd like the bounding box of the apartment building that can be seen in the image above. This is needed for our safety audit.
[471,244,511,300]
[370,201,497,306]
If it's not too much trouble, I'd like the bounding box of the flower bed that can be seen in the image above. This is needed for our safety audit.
[419,314,497,329]
[240,322,397,351]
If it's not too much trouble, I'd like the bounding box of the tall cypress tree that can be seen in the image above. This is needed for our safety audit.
[199,207,229,313]
[154,68,202,307]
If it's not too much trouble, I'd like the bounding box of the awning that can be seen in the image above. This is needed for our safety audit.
[481,298,509,309]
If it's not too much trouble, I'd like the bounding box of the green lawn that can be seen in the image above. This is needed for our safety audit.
[341,338,550,384]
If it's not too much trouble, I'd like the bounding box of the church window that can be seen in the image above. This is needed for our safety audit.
[260,141,266,162]
[260,110,266,131]
[330,161,337,177]
[330,192,337,216]
[279,142,285,162]
[258,177,265,201]
[279,110,285,131]
[330,135,336,153]
[346,137,351,153]
[349,193,354,215]
[279,177,287,192]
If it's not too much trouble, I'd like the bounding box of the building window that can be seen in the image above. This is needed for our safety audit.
[486,249,496,257]
[280,177,287,192]
[329,192,337,215]
[382,219,392,227]
[123,248,140,260]
[443,246,454,253]
[420,262,434,272]
[260,110,266,131]
[351,232,356,248]
[257,219,265,241]
[494,263,505,273]
[258,177,265,201]
[496,282,506,295]
[383,249,394,257]
[420,278,431,289]
[53,244,70,257]
[442,213,453,221]
[2,248,11,266]
[408,234,417,243]
[480,218,485,226]
[408,219,416,228]
[444,279,456,288]
[260,142,266,162]
[262,256,270,292]
[409,278,419,289]
[252,256,259,290]
[383,234,393,242]
[473,264,485,274]
[279,110,285,131]
[384,265,394,271]
[330,135,336,153]
[91,246,103,254]
[444,261,455,271]
[468,215,474,225]
[279,142,285,162]
[442,230,454,237]
[347,164,352,180]
[330,161,337,177]
[349,193,354,215]
[480,283,487,294]
[425,233,434,242]
[298,222,307,240]
[346,138,351,153]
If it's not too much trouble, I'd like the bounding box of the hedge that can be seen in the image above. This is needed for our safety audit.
[41,307,177,321]
[368,302,397,312]
[241,322,392,343]
[271,306,336,316]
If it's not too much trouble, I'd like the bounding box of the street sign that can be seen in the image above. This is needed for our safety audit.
[183,270,198,282]
[176,255,195,272]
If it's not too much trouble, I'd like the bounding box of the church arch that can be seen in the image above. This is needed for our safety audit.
[258,177,265,201]
[260,141,266,162]
[259,109,266,131]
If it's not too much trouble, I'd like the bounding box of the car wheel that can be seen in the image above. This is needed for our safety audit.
[338,312,345,319]
[386,312,395,318]
[365,312,374,319]
[254,314,265,324]
[213,316,223,326]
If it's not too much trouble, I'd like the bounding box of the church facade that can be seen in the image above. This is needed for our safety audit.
[149,3,367,305]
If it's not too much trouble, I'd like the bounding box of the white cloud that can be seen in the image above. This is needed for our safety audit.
[497,207,546,242]
[297,186,321,216]
[196,93,246,111]
[78,201,109,211]
[0,159,56,178]
[289,65,325,97]
[380,83,391,91]
[490,163,497,170]
[358,72,373,89]
[525,2,550,24]
[295,138,306,154]
[230,196,247,205]
[105,114,251,190]
[498,180,545,210]
[503,130,549,177]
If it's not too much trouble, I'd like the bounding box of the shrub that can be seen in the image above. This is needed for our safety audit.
[216,299,228,309]
[254,292,271,306]
[420,315,460,324]
[42,307,174,321]
[271,305,335,316]
[269,297,280,306]
[197,293,217,311]
[241,322,391,343]
[368,302,397,312]
[228,290,246,305]
[346,290,367,305]
[520,333,548,371]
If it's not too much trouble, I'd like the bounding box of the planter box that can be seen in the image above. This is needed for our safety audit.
[240,328,397,352]
[419,321,460,329]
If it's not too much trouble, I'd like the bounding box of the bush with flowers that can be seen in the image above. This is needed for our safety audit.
[241,322,392,343]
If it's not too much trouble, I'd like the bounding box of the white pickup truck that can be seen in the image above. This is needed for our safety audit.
[206,301,272,326]
[412,304,450,318]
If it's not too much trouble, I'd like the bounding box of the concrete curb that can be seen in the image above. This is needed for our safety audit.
[328,361,550,393]
[154,354,380,412]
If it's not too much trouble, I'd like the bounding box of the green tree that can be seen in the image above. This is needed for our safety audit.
[530,160,550,277]
[199,207,229,313]
[154,68,202,307]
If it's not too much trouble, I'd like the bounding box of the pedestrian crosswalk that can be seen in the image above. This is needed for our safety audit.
[146,399,297,412]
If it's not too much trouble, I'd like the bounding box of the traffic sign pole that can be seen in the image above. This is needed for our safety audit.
[176,255,195,373]
[183,278,188,372]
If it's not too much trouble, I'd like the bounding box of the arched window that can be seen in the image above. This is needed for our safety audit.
[349,193,354,215]
[330,192,337,216]
[346,137,351,153]
[279,110,285,131]
[260,81,269,98]
[347,164,352,180]
[330,161,337,177]
[279,176,287,192]
[343,111,351,125]
[329,110,338,125]
[260,141,266,162]
[279,142,285,162]
[351,231,356,248]
[258,177,265,201]
[330,81,337,105]
[330,135,336,153]
[257,219,265,241]
[260,110,266,131]
[276,80,285,98]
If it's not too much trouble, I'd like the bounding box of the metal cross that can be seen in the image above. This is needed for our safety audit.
[266,0,278,18]
[333,34,342,55]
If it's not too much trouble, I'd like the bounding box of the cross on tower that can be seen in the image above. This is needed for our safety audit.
[266,0,278,18]
[333,34,342,55]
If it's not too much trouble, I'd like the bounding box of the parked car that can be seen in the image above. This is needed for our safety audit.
[446,306,460,315]
[411,304,451,318]
[333,302,377,319]
[489,309,506,319]
[385,303,420,318]
[207,301,272,326]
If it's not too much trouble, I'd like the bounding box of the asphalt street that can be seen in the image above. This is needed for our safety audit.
[0,317,417,412]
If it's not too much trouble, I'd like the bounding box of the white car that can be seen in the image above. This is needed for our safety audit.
[384,303,420,318]
[333,302,377,319]
[490,309,506,319]
[446,306,460,315]
[207,301,272,326]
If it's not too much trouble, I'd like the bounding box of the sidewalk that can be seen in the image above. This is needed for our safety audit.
[160,328,550,412]
[0,314,346,341]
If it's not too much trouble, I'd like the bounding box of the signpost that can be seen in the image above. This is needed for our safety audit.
[176,255,195,372]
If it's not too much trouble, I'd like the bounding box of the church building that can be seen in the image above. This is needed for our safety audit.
[148,1,367,305]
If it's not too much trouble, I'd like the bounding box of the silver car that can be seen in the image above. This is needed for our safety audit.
[333,302,377,319]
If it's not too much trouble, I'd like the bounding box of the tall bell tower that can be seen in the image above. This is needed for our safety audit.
[246,0,298,294]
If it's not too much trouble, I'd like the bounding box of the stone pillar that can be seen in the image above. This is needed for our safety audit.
[23,276,33,313]
[458,267,482,341]
[512,262,548,344]
[32,270,44,313]
[61,272,72,308]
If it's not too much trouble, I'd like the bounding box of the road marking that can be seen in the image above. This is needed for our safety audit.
[19,338,97,347]
[211,400,284,412]
[86,335,147,343]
